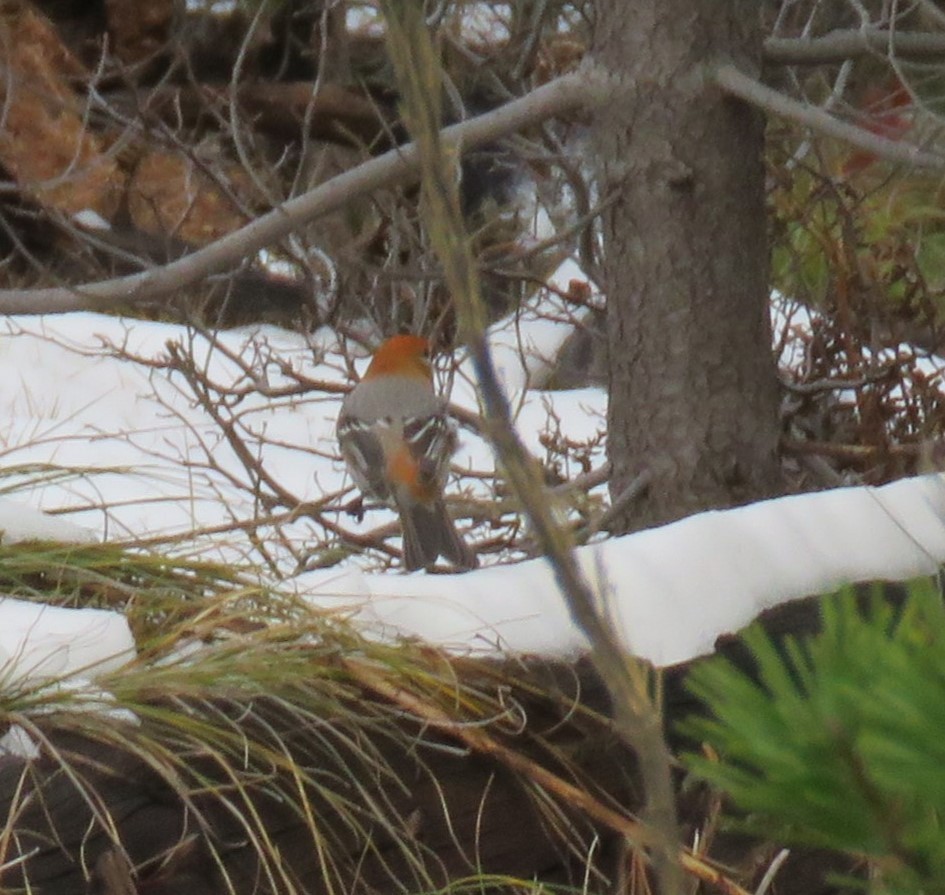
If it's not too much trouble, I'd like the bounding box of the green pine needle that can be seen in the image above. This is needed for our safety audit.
[681,579,945,892]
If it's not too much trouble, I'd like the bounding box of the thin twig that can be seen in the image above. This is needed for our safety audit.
[0,72,589,315]
[754,848,791,895]
[782,374,883,395]
[712,63,945,171]
[552,462,612,496]
[587,469,653,538]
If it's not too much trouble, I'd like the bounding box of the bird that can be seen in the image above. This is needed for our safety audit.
[336,334,478,572]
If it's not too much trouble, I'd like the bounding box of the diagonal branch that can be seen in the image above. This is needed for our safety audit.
[712,62,945,171]
[0,72,589,316]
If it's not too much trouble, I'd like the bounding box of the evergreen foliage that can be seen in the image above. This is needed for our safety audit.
[682,578,945,893]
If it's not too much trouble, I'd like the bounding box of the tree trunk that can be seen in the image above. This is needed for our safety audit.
[592,0,783,533]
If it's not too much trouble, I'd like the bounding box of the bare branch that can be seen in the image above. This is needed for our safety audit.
[712,62,945,171]
[0,72,589,316]
[765,28,945,66]
[587,468,652,539]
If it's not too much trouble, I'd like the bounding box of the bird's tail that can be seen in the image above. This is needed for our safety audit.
[397,497,478,572]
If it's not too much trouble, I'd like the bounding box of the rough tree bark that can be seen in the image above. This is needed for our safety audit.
[592,0,784,533]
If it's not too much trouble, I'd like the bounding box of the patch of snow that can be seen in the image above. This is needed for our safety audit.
[453,264,603,398]
[0,724,39,759]
[71,209,111,232]
[256,249,300,280]
[347,3,385,38]
[456,2,512,46]
[0,599,135,689]
[0,314,340,552]
[186,0,237,13]
[0,499,96,545]
[346,3,514,46]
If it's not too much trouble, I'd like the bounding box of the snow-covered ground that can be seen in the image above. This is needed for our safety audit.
[0,258,602,561]
[1,261,944,706]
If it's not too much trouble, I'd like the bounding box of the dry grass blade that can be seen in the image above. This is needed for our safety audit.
[346,659,751,895]
[0,540,697,894]
[377,2,683,890]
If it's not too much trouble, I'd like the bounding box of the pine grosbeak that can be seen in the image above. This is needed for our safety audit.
[336,334,477,571]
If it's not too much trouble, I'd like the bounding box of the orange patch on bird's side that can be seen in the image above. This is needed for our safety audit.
[386,444,436,502]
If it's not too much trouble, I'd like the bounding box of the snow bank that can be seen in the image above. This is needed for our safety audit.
[301,475,945,666]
